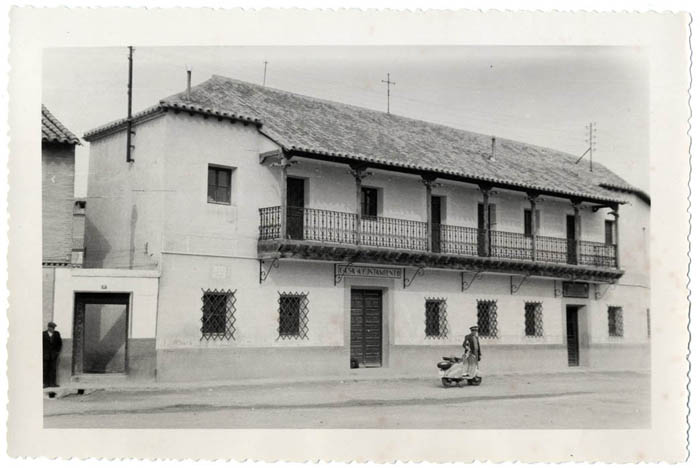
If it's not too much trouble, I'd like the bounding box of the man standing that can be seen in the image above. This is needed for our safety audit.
[43,321,62,388]
[462,325,482,378]
[463,325,482,362]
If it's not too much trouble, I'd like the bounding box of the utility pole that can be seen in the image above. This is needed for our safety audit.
[263,61,268,87]
[575,121,596,171]
[126,46,134,163]
[381,73,396,114]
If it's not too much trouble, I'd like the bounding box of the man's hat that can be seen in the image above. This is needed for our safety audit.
[470,325,479,331]
[47,321,57,328]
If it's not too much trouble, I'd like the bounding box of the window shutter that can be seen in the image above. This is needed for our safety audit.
[535,209,541,233]
[488,204,497,229]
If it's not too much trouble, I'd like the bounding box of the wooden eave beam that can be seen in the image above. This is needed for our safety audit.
[285,149,621,205]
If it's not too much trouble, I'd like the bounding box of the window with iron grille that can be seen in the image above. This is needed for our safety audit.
[278,292,309,340]
[477,300,498,338]
[524,302,544,337]
[608,306,624,337]
[201,289,237,340]
[207,165,232,204]
[425,298,448,339]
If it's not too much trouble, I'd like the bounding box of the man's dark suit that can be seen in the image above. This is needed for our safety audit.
[462,333,481,362]
[43,330,62,387]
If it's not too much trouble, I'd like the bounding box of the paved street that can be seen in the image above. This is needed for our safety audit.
[44,370,650,429]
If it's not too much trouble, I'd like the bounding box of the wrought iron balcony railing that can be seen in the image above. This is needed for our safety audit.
[259,206,618,268]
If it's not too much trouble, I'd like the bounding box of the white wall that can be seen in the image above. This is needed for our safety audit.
[157,255,344,349]
[84,115,167,269]
[52,268,159,339]
[161,113,281,259]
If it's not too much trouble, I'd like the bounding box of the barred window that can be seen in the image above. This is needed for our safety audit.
[201,289,237,340]
[278,292,309,340]
[608,306,624,337]
[425,298,448,339]
[524,302,544,337]
[477,300,498,338]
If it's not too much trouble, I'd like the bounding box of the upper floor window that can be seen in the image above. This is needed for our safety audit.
[208,165,232,204]
[524,209,541,237]
[361,187,379,218]
[605,219,616,245]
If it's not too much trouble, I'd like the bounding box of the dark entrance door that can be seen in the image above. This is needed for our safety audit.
[566,214,577,264]
[350,289,383,367]
[566,305,580,366]
[431,196,442,253]
[73,293,130,375]
[286,177,305,240]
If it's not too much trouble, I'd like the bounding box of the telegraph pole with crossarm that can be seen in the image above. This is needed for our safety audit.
[381,73,396,114]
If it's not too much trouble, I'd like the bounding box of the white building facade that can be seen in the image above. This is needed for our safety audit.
[70,76,650,383]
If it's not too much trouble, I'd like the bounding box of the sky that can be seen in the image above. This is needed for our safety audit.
[42,46,649,197]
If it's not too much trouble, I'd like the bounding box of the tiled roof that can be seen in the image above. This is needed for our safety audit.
[87,75,646,204]
[42,105,80,145]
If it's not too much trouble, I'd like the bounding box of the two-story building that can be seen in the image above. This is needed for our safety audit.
[63,75,649,383]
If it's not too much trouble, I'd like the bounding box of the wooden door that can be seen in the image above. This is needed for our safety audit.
[286,177,305,240]
[431,196,442,253]
[566,305,580,366]
[350,290,383,367]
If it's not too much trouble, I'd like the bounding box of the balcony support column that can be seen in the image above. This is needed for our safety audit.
[571,199,582,265]
[350,165,370,245]
[528,192,539,261]
[611,203,620,268]
[422,175,437,252]
[479,185,492,256]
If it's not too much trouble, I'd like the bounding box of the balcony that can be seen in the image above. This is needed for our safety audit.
[258,206,621,281]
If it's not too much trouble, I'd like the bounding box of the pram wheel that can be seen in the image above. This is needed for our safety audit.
[441,378,452,387]
[467,376,482,386]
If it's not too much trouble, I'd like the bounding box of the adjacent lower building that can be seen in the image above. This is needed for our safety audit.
[52,75,650,384]
[42,105,84,327]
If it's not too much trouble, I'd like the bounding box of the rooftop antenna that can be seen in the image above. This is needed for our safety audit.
[186,65,192,101]
[126,46,134,163]
[263,60,268,87]
[381,73,396,114]
[575,122,596,171]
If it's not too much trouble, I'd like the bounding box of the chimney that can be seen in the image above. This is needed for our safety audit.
[186,66,192,101]
[489,136,496,161]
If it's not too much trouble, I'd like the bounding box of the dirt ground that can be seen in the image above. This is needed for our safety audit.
[43,370,650,429]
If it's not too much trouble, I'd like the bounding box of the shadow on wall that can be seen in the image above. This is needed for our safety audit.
[83,303,127,373]
[83,216,111,268]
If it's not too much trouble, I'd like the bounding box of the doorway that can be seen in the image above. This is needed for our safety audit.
[566,214,577,264]
[73,293,130,375]
[286,177,305,240]
[431,196,442,253]
[565,305,580,366]
[350,289,383,368]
